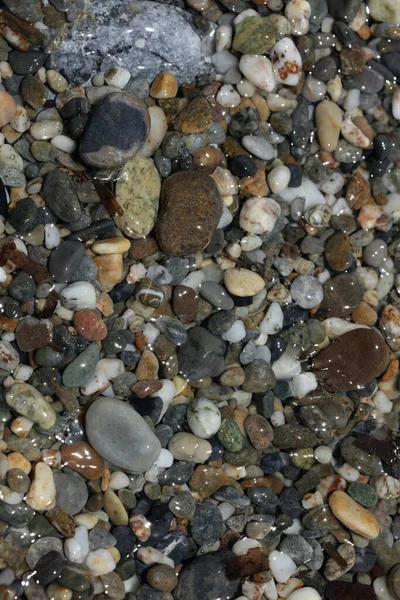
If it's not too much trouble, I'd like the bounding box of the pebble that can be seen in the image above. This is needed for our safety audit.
[329,491,380,539]
[315,100,342,152]
[239,55,276,92]
[86,397,161,473]
[0,91,16,127]
[224,268,265,297]
[271,37,303,85]
[241,135,277,160]
[187,397,221,439]
[240,196,281,234]
[80,93,150,169]
[5,383,56,430]
[25,462,56,511]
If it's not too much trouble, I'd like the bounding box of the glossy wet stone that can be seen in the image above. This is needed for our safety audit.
[60,441,105,480]
[62,343,100,388]
[80,92,150,169]
[156,171,222,256]
[42,168,81,223]
[85,397,161,473]
[317,272,364,319]
[314,329,390,392]
[178,326,226,380]
[174,551,240,600]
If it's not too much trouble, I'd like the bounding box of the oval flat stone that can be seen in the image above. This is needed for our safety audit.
[313,329,390,392]
[62,343,100,388]
[156,171,222,256]
[5,383,56,430]
[80,92,150,169]
[42,168,82,223]
[61,441,105,480]
[329,490,379,540]
[48,241,85,282]
[317,272,364,319]
[15,317,53,352]
[175,551,240,600]
[177,327,226,381]
[53,471,89,515]
[85,397,161,473]
[114,156,161,239]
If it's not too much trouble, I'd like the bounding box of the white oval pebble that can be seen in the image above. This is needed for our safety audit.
[109,471,130,490]
[241,135,277,160]
[287,588,321,600]
[314,446,332,464]
[187,397,221,439]
[271,37,302,86]
[232,538,261,556]
[44,223,61,250]
[267,165,291,194]
[59,282,97,311]
[86,549,116,576]
[291,372,318,399]
[239,54,275,92]
[51,135,77,154]
[216,24,232,52]
[216,84,241,107]
[269,550,297,583]
[240,196,281,234]
[104,66,131,89]
[30,120,63,140]
[221,320,246,343]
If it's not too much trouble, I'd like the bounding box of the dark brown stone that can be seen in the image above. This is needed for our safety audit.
[340,46,367,76]
[174,96,213,134]
[313,329,391,392]
[325,581,377,600]
[325,233,353,272]
[173,285,198,324]
[317,272,364,319]
[156,171,222,256]
[15,316,53,352]
[129,237,159,260]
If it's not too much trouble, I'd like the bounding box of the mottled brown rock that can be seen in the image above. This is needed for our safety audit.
[225,548,269,579]
[325,232,353,272]
[351,301,378,325]
[61,442,105,481]
[346,172,372,210]
[156,171,222,256]
[129,237,159,260]
[146,564,178,592]
[325,581,378,600]
[46,507,76,537]
[15,316,53,352]
[317,272,364,319]
[244,414,274,450]
[189,465,230,497]
[314,329,390,392]
[340,46,366,76]
[131,379,162,398]
[174,96,213,134]
[173,285,198,324]
[0,11,46,51]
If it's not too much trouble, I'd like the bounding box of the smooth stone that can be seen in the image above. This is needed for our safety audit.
[21,75,48,109]
[8,49,46,75]
[200,281,234,310]
[329,490,380,540]
[224,268,265,297]
[0,500,34,527]
[80,92,150,169]
[8,197,37,232]
[62,343,101,388]
[61,442,105,480]
[85,397,161,473]
[178,327,226,381]
[187,398,221,439]
[174,552,240,600]
[5,383,56,430]
[26,537,63,569]
[191,503,224,546]
[348,482,378,508]
[273,425,318,449]
[315,100,342,152]
[43,169,81,223]
[49,241,85,282]
[73,310,107,342]
[317,273,364,319]
[156,171,222,256]
[0,341,19,371]
[313,329,390,392]
[15,316,53,352]
[233,16,276,54]
[239,196,281,234]
[53,472,88,515]
[115,156,160,238]
[271,36,303,86]
[59,281,97,311]
[368,0,400,24]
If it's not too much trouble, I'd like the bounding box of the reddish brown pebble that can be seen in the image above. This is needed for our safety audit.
[61,441,105,480]
[244,414,274,450]
[131,379,163,398]
[73,309,107,341]
[313,329,390,392]
[173,285,198,324]
[0,90,17,127]
[129,237,159,260]
[15,316,53,352]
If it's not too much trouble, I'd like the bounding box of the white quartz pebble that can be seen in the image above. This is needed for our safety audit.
[138,105,167,157]
[323,317,368,339]
[216,24,232,52]
[242,135,277,160]
[269,550,297,583]
[60,282,97,311]
[236,79,256,97]
[221,320,246,343]
[13,364,33,381]
[314,446,332,464]
[136,546,174,568]
[271,37,302,86]
[30,120,63,140]
[272,350,302,380]
[264,578,278,600]
[279,178,325,209]
[0,267,6,283]
[0,484,24,505]
[51,135,77,153]
[232,538,261,556]
[240,196,281,234]
[82,358,125,395]
[216,84,241,107]
[341,119,371,149]
[25,462,56,512]
[154,449,174,469]
[260,302,283,335]
[44,223,61,250]
[74,514,98,529]
[10,106,30,133]
[104,66,131,89]
[291,372,318,399]
[239,55,275,92]
[187,397,221,439]
[65,526,90,563]
[86,549,116,576]
[219,502,235,521]
[268,165,291,194]
[373,390,393,414]
[109,471,130,490]
[287,588,321,600]
[285,0,311,35]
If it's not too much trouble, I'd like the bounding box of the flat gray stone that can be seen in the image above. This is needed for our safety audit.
[53,472,88,515]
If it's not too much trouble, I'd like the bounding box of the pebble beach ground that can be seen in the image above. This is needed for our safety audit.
[0,0,399,599]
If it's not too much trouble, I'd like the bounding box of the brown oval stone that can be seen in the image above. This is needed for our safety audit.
[313,329,390,392]
[244,414,274,450]
[193,146,224,173]
[61,441,105,480]
[156,171,222,256]
[73,309,107,342]
[146,564,178,592]
[0,91,17,128]
[325,232,353,272]
[173,285,198,324]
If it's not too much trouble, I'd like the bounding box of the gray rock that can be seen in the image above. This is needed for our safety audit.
[0,500,34,527]
[53,471,89,515]
[279,535,314,566]
[85,397,161,473]
[53,0,210,85]
[178,327,226,381]
[175,552,240,600]
[62,343,100,388]
[26,537,63,569]
[89,527,117,551]
[191,504,224,546]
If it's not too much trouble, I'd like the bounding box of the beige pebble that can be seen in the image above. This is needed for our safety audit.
[315,100,342,152]
[324,542,355,581]
[103,489,129,526]
[341,119,372,149]
[8,451,31,474]
[0,90,17,127]
[91,237,131,255]
[46,70,68,93]
[329,490,379,540]
[94,254,124,292]
[46,583,73,600]
[168,432,212,463]
[25,462,56,511]
[224,268,265,297]
[150,72,178,99]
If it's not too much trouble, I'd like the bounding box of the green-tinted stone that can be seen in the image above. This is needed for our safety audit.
[273,425,318,450]
[273,381,293,401]
[259,391,275,419]
[290,448,315,469]
[21,75,48,109]
[217,418,243,452]
[115,155,161,239]
[224,438,261,467]
[232,17,276,54]
[62,343,100,388]
[348,482,378,508]
[58,562,93,593]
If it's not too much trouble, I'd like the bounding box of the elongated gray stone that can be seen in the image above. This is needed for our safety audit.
[62,343,100,388]
[85,397,161,473]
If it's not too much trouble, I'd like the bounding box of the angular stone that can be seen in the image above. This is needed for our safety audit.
[317,272,364,319]
[48,241,85,283]
[80,92,150,169]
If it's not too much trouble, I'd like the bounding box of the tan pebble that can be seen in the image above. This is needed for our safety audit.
[357,205,382,230]
[91,237,131,255]
[107,546,121,564]
[130,513,152,541]
[25,462,56,511]
[8,451,31,474]
[341,119,372,149]
[146,564,178,592]
[346,172,372,210]
[10,415,33,437]
[329,490,379,539]
[224,268,265,297]
[94,254,123,292]
[0,91,17,128]
[168,432,212,463]
[251,92,270,121]
[352,301,377,325]
[220,366,245,387]
[46,583,73,600]
[353,116,376,142]
[239,169,269,197]
[150,72,178,99]
[97,292,113,316]
[324,542,355,580]
[103,489,129,526]
[315,100,342,152]
[46,70,68,93]
[136,350,159,380]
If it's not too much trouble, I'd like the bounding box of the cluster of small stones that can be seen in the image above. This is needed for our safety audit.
[0,1,399,600]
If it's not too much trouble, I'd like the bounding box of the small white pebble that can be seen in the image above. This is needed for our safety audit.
[314,446,332,464]
[0,266,7,283]
[104,66,131,89]
[86,549,116,575]
[216,84,241,107]
[44,223,61,250]
[51,134,77,154]
[267,165,291,194]
[216,24,232,52]
[221,320,246,343]
[291,372,318,399]
[109,471,130,490]
[232,538,261,556]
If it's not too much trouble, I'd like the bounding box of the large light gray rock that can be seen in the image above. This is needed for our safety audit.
[53,0,211,85]
[85,397,161,473]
